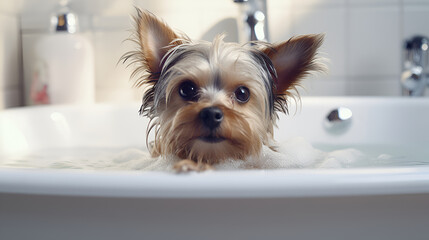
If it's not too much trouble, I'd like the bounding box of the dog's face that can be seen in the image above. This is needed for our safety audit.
[124,9,324,164]
[151,38,275,163]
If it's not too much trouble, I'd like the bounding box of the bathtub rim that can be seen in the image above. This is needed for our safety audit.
[1,166,429,198]
[1,96,429,199]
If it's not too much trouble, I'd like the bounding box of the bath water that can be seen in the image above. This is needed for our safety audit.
[0,137,428,171]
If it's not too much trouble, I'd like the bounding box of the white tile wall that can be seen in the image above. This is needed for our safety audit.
[348,0,401,5]
[1,0,429,109]
[403,4,429,39]
[348,5,401,77]
[0,1,23,15]
[0,13,22,108]
[93,30,142,102]
[293,0,346,7]
[268,0,292,43]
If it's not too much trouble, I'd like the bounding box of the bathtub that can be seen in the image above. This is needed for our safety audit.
[1,97,429,240]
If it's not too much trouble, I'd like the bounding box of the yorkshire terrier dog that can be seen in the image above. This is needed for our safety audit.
[123,9,325,172]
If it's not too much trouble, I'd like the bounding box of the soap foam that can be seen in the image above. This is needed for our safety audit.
[217,137,365,170]
[0,137,370,171]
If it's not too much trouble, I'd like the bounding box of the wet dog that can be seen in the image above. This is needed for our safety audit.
[122,9,325,171]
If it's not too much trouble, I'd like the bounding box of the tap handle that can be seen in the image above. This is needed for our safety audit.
[405,36,429,50]
[404,35,429,67]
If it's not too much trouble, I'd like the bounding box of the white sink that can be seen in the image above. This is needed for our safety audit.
[1,97,428,240]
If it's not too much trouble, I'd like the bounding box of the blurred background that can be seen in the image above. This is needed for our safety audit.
[0,0,428,109]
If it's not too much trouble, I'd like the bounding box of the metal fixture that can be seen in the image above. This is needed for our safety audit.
[324,107,353,134]
[401,35,429,96]
[233,0,269,43]
[50,0,79,33]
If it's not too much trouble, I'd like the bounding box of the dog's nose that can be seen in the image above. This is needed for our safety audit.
[199,107,223,130]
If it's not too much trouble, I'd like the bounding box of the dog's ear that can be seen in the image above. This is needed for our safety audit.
[122,9,189,116]
[262,34,325,96]
[132,9,185,77]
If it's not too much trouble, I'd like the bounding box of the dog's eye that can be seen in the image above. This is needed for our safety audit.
[234,86,250,103]
[179,81,199,101]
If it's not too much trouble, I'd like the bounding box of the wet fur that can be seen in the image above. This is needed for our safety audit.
[122,8,325,170]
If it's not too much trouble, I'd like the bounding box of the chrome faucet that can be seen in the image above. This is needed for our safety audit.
[401,35,429,96]
[233,0,269,43]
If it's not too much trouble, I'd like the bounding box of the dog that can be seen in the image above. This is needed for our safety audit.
[122,8,325,172]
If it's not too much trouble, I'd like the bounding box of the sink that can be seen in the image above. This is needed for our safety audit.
[1,96,429,240]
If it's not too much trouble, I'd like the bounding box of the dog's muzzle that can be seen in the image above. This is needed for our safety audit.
[199,107,223,130]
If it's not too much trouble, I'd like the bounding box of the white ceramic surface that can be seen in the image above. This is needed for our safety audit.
[0,97,429,198]
[1,97,429,240]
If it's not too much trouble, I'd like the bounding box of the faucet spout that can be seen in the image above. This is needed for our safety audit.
[234,0,269,43]
[401,35,429,96]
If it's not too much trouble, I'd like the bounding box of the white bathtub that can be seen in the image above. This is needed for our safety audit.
[1,97,429,240]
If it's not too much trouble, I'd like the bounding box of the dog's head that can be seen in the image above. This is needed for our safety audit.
[123,9,325,164]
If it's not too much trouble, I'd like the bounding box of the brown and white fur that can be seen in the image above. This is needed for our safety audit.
[122,9,325,172]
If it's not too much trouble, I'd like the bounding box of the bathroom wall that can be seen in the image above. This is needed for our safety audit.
[0,2,22,108]
[282,0,429,96]
[2,0,429,108]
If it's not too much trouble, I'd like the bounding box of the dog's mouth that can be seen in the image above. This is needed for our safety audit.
[199,134,226,143]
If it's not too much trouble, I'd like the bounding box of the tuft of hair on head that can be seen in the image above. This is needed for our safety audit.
[259,34,326,114]
[121,8,190,117]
